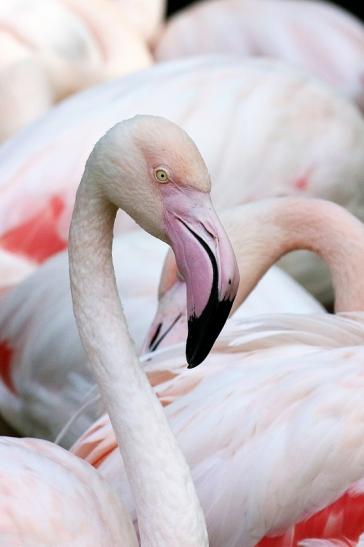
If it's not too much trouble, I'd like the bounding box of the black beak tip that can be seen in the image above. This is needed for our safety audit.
[185,342,208,368]
[185,297,235,369]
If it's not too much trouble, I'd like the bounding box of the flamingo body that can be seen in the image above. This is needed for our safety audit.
[0,437,137,545]
[156,0,364,110]
[72,313,364,546]
[1,56,364,300]
[0,235,322,444]
[0,0,151,141]
[0,231,168,442]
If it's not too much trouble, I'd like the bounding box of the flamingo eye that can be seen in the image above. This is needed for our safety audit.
[155,168,169,183]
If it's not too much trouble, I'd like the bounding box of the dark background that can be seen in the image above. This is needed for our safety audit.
[167,0,364,23]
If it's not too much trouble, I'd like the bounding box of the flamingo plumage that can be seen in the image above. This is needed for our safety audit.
[0,116,241,544]
[71,197,364,545]
[0,437,137,546]
[145,197,364,351]
[0,198,359,445]
[0,231,169,442]
[1,57,363,300]
[0,0,151,141]
[0,233,322,445]
[155,0,364,111]
[72,315,364,546]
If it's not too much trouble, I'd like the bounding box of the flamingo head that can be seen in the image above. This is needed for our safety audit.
[91,115,239,366]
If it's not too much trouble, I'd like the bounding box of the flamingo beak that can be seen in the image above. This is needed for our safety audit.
[163,192,239,367]
[141,279,187,354]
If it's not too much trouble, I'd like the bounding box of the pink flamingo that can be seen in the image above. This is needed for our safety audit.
[0,437,138,545]
[1,56,363,295]
[155,0,364,111]
[0,115,241,544]
[72,197,364,545]
[0,0,151,142]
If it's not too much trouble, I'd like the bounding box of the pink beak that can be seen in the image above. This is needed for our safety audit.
[158,187,240,367]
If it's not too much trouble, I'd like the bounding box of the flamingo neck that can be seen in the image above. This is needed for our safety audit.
[69,177,207,547]
[223,198,364,313]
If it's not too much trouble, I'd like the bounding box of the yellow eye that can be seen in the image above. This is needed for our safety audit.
[155,168,169,183]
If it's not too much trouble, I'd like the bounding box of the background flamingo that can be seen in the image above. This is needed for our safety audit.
[155,0,364,111]
[0,231,169,441]
[0,0,152,141]
[1,57,364,301]
[0,437,138,545]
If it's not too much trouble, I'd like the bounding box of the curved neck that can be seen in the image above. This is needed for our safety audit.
[69,176,207,546]
[222,198,364,313]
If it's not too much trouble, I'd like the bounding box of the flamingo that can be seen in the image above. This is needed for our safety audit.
[0,115,242,545]
[1,56,364,300]
[71,197,364,545]
[0,0,151,141]
[155,0,364,111]
[0,437,138,545]
[0,232,322,445]
[144,196,364,351]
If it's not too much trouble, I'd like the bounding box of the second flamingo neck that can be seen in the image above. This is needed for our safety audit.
[223,198,364,313]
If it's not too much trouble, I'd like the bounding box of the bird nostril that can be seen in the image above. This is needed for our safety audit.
[200,223,215,241]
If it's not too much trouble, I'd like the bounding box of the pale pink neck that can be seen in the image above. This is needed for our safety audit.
[69,176,207,546]
[223,198,364,313]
